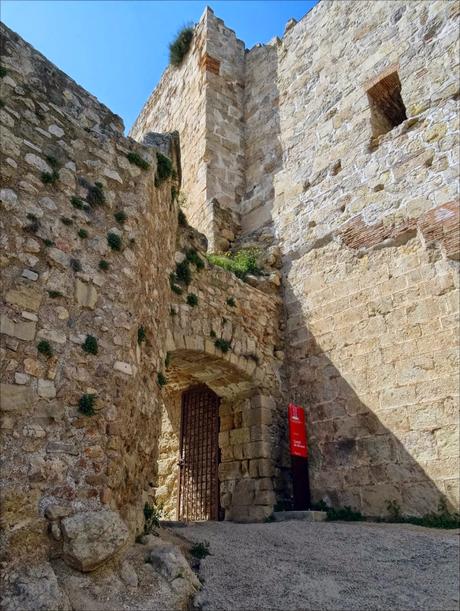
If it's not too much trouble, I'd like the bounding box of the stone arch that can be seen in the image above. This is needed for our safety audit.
[156,332,279,522]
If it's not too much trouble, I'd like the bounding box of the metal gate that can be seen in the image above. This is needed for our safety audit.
[178,385,220,521]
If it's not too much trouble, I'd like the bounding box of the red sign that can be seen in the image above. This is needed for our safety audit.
[288,403,308,458]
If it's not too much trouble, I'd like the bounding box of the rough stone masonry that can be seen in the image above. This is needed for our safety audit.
[0,0,459,587]
[132,0,459,517]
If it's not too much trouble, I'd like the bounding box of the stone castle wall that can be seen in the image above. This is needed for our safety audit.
[0,22,178,564]
[132,0,459,515]
[0,21,285,571]
[129,16,208,238]
[130,8,246,251]
[272,0,459,515]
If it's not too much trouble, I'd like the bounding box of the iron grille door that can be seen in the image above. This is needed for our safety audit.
[178,385,220,521]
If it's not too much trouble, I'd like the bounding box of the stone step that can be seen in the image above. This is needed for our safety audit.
[272,510,327,522]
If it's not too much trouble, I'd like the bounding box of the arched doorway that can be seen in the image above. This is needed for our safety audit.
[178,385,221,521]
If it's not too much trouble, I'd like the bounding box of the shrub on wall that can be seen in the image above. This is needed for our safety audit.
[207,248,260,280]
[155,152,173,185]
[169,25,194,67]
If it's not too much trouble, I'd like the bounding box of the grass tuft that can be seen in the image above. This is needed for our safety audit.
[186,293,198,307]
[37,340,53,358]
[107,232,122,251]
[79,393,96,416]
[186,249,204,270]
[190,541,210,559]
[86,182,105,207]
[71,196,85,209]
[169,26,194,67]
[70,258,82,272]
[127,151,150,170]
[82,335,98,355]
[175,260,191,285]
[214,338,231,353]
[207,248,260,280]
[155,152,173,185]
[114,210,127,224]
[41,170,59,185]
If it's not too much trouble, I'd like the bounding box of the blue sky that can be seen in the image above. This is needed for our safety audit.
[2,1,318,132]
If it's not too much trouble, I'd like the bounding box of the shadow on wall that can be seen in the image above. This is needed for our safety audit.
[282,267,453,518]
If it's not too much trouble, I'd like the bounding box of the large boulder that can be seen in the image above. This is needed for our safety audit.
[61,510,129,572]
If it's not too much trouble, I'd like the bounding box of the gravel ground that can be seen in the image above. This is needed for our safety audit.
[174,520,459,611]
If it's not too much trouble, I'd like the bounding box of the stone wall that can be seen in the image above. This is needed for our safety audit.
[130,8,245,252]
[130,0,459,516]
[158,224,285,521]
[272,0,460,514]
[0,22,180,565]
[241,40,281,236]
[0,22,287,573]
[129,14,208,239]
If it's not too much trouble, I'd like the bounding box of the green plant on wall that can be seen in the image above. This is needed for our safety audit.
[175,260,191,285]
[143,502,163,534]
[127,151,150,170]
[138,326,146,344]
[157,372,167,387]
[186,293,198,307]
[107,232,122,251]
[37,340,53,358]
[155,152,173,185]
[186,249,205,270]
[207,248,260,280]
[214,338,231,353]
[86,182,106,207]
[82,335,98,355]
[114,210,127,224]
[79,394,96,416]
[169,25,194,67]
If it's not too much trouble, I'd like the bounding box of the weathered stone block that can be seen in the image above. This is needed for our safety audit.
[5,285,42,312]
[1,315,36,341]
[75,279,98,309]
[61,510,129,572]
[0,384,33,412]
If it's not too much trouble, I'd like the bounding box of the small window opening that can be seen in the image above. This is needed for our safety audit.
[367,71,407,137]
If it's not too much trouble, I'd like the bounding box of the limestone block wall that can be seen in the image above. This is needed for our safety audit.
[158,225,286,521]
[129,14,207,237]
[130,8,246,251]
[0,23,288,566]
[270,0,460,514]
[241,40,281,236]
[204,10,245,236]
[0,23,178,565]
[135,0,459,516]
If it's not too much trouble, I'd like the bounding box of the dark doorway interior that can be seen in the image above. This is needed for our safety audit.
[178,385,221,521]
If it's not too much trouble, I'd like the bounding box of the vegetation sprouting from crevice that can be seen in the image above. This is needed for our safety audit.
[169,25,194,67]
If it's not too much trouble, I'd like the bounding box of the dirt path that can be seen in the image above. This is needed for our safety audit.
[174,520,459,611]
